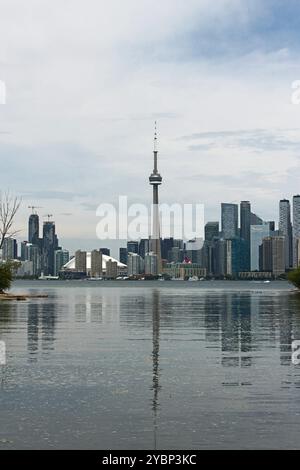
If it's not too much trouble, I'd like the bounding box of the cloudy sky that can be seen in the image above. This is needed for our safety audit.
[1,0,300,255]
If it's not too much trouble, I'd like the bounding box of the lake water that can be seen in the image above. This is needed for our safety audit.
[1,280,300,449]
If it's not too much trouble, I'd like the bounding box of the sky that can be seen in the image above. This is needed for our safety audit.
[1,0,300,256]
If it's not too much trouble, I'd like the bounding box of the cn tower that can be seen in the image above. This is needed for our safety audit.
[149,123,162,274]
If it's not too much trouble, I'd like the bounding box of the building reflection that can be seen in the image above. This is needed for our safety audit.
[27,301,57,361]
[151,290,160,450]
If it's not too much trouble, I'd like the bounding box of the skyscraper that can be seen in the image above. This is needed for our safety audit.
[149,124,162,274]
[91,249,102,277]
[28,213,39,245]
[221,203,238,239]
[127,241,139,254]
[42,220,58,275]
[205,222,219,241]
[2,238,17,260]
[119,247,128,265]
[240,201,251,270]
[75,250,87,273]
[293,195,300,267]
[279,199,293,269]
[250,223,270,271]
[261,236,285,277]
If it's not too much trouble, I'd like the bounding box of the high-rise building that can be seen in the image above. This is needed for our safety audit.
[221,203,238,239]
[127,241,139,254]
[139,238,150,259]
[293,195,300,267]
[161,238,174,261]
[145,252,158,276]
[27,244,41,276]
[279,199,293,269]
[240,201,251,270]
[149,124,162,274]
[90,249,102,277]
[261,236,285,277]
[250,223,271,271]
[106,259,118,279]
[42,220,58,275]
[28,213,39,245]
[55,249,69,276]
[127,252,143,276]
[119,247,128,265]
[75,250,87,273]
[205,222,219,241]
[2,238,17,260]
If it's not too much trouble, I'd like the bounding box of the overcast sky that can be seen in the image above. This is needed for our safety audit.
[1,0,300,255]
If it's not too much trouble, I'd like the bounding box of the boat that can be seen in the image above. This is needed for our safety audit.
[188,276,199,282]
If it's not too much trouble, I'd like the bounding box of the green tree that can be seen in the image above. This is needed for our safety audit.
[288,268,300,288]
[0,262,14,292]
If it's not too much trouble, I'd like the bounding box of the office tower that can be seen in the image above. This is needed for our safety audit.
[106,259,118,279]
[168,246,181,263]
[149,125,162,274]
[127,252,143,276]
[28,213,39,245]
[279,199,293,269]
[250,223,271,271]
[75,250,87,273]
[2,238,17,260]
[240,201,251,270]
[145,252,158,276]
[161,238,174,260]
[27,244,41,276]
[251,212,263,225]
[91,249,102,277]
[205,222,219,242]
[119,247,128,265]
[261,236,285,277]
[139,238,150,259]
[55,249,70,276]
[42,221,58,275]
[127,241,139,254]
[221,203,238,239]
[100,248,110,256]
[185,238,204,264]
[293,195,300,267]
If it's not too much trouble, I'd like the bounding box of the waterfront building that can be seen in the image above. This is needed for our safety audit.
[62,253,126,278]
[145,252,158,276]
[127,252,143,276]
[90,249,102,277]
[221,203,238,239]
[250,223,271,271]
[75,250,87,274]
[27,244,41,276]
[261,236,285,277]
[106,259,118,279]
[164,263,206,280]
[55,249,70,276]
[279,199,293,269]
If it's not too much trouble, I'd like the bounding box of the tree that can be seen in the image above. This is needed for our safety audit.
[288,268,300,289]
[0,261,15,292]
[0,191,21,250]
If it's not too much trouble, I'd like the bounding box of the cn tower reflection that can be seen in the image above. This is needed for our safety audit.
[151,290,161,450]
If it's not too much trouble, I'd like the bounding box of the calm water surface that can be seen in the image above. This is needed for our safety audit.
[0,280,300,449]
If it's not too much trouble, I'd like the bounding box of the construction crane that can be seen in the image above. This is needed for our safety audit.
[28,205,43,214]
[43,214,53,222]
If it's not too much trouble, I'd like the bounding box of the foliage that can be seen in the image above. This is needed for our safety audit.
[288,268,300,288]
[0,261,20,292]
